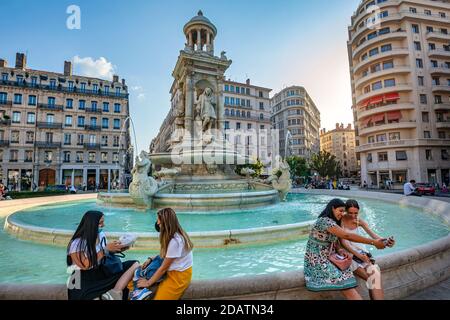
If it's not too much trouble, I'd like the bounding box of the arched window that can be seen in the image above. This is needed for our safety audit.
[236,110,241,117]
[225,109,229,116]
[231,109,235,116]
[260,113,264,120]
[247,111,251,118]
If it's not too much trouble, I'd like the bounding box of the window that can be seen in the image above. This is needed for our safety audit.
[426,149,433,160]
[16,75,24,85]
[44,151,53,163]
[66,99,73,109]
[101,135,108,146]
[79,100,86,110]
[25,151,33,162]
[422,112,429,123]
[396,151,407,161]
[113,152,119,164]
[429,43,436,51]
[101,152,108,163]
[63,151,71,163]
[90,117,97,126]
[76,152,84,163]
[31,77,37,87]
[49,79,56,89]
[378,152,388,162]
[259,102,264,110]
[93,84,98,92]
[424,131,431,139]
[68,81,74,91]
[10,150,18,162]
[46,114,54,123]
[80,83,86,92]
[247,123,252,130]
[64,133,71,145]
[225,97,230,105]
[104,86,109,94]
[45,132,53,143]
[368,136,375,143]
[376,134,387,142]
[389,132,400,141]
[115,87,121,96]
[372,81,382,90]
[441,149,449,160]
[410,7,417,14]
[14,94,22,104]
[77,134,84,145]
[383,61,394,69]
[224,121,230,130]
[89,152,96,163]
[47,97,56,106]
[420,94,427,104]
[0,92,6,103]
[414,42,421,51]
[89,134,96,144]
[113,136,119,147]
[28,95,36,106]
[10,131,19,143]
[91,101,98,111]
[367,153,373,163]
[416,59,423,68]
[78,116,85,127]
[440,12,446,18]
[236,122,241,130]
[384,79,396,87]
[1,73,8,81]
[418,76,424,86]
[412,24,419,34]
[114,103,121,113]
[65,115,73,126]
[259,91,263,98]
[27,112,35,124]
[369,48,379,56]
[102,118,109,129]
[224,85,229,92]
[113,119,120,129]
[103,102,110,112]
[12,111,21,123]
[438,131,446,139]
[26,131,34,143]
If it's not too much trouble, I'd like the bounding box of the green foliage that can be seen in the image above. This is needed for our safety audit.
[235,158,265,178]
[286,156,310,180]
[309,151,341,179]
[8,191,67,199]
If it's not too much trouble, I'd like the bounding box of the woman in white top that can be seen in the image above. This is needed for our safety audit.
[66,210,139,300]
[137,208,193,300]
[341,200,395,300]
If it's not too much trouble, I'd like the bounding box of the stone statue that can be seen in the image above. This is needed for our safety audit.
[171,89,186,144]
[129,151,158,207]
[195,87,216,132]
[267,160,292,201]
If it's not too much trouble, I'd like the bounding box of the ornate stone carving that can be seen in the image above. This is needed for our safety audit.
[195,87,216,133]
[268,160,292,201]
[171,88,186,144]
[129,151,158,207]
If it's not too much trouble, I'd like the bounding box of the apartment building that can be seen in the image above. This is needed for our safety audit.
[271,86,321,159]
[348,0,450,187]
[320,123,359,178]
[0,53,132,191]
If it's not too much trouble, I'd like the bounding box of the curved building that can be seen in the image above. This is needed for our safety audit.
[348,0,450,187]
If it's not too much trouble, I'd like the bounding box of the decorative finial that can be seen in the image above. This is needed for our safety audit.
[198,10,203,16]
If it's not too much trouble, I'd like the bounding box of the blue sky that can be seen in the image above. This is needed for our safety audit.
[0,0,361,153]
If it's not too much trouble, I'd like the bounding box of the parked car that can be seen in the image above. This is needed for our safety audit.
[415,183,436,196]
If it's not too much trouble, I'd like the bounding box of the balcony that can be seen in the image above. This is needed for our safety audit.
[353,48,409,73]
[35,141,62,149]
[0,80,129,99]
[355,65,410,89]
[0,119,11,126]
[432,85,450,93]
[86,108,102,114]
[356,138,450,153]
[37,122,63,129]
[83,143,102,150]
[0,140,9,147]
[352,30,407,60]
[38,103,64,111]
[356,84,412,105]
[436,120,450,129]
[430,65,450,75]
[358,103,415,120]
[426,31,450,42]
[0,100,12,106]
[84,125,102,131]
[359,120,417,136]
[434,103,450,111]
[428,49,450,58]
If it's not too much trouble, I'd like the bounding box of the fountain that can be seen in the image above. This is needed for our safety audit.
[98,10,290,211]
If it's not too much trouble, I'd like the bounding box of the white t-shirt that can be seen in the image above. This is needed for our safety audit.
[68,232,106,268]
[404,182,415,196]
[166,233,193,272]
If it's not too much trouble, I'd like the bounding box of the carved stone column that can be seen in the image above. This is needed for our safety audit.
[188,31,193,48]
[196,29,201,51]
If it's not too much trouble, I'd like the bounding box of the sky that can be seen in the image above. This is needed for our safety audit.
[0,0,361,153]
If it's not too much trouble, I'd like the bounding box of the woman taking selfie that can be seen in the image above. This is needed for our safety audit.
[304,199,388,300]
[66,210,139,300]
[341,199,395,300]
[137,208,193,300]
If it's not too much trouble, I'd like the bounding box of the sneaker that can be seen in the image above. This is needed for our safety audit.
[130,288,152,301]
[133,267,142,282]
[101,289,123,300]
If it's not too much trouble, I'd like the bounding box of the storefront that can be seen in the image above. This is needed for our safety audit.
[62,169,83,188]
[7,169,20,191]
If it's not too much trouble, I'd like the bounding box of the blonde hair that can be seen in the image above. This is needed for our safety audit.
[157,208,193,258]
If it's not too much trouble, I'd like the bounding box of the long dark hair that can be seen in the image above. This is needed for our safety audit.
[345,199,360,211]
[66,211,104,268]
[319,198,346,226]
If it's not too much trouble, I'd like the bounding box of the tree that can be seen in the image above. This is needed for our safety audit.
[235,158,265,178]
[286,156,310,182]
[309,151,341,179]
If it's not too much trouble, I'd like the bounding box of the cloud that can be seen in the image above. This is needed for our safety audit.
[137,93,146,100]
[73,56,116,80]
[130,86,143,91]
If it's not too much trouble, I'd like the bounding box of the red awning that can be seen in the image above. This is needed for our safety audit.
[361,117,372,126]
[369,95,384,105]
[385,92,400,101]
[372,113,385,123]
[387,111,402,121]
[359,99,370,108]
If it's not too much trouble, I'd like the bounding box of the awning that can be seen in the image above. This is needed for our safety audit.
[369,95,384,105]
[387,111,402,121]
[361,117,372,126]
[372,113,385,123]
[359,99,370,108]
[385,92,400,101]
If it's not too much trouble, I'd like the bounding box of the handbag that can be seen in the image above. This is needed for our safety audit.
[328,242,353,271]
[100,237,125,277]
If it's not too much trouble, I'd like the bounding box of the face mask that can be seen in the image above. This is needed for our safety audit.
[98,228,103,234]
[154,222,161,233]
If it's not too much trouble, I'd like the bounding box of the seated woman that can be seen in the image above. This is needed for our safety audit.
[341,199,395,300]
[137,208,193,300]
[66,210,139,300]
[304,199,388,300]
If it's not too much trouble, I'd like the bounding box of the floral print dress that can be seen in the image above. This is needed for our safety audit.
[304,217,357,292]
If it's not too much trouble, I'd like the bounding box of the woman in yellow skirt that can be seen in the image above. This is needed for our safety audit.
[137,208,193,300]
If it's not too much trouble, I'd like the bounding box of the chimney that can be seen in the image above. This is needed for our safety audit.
[121,78,126,86]
[336,123,340,130]
[113,75,119,83]
[0,59,6,68]
[246,78,250,85]
[15,52,27,70]
[64,61,72,76]
[347,124,352,130]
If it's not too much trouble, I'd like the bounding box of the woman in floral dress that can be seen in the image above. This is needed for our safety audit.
[304,199,387,300]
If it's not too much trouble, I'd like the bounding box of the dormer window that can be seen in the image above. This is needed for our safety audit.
[49,79,56,89]
[16,75,24,84]
[93,84,98,92]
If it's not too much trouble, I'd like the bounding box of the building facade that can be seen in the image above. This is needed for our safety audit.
[270,86,321,159]
[348,0,450,187]
[0,53,132,191]
[223,79,273,173]
[320,124,359,178]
